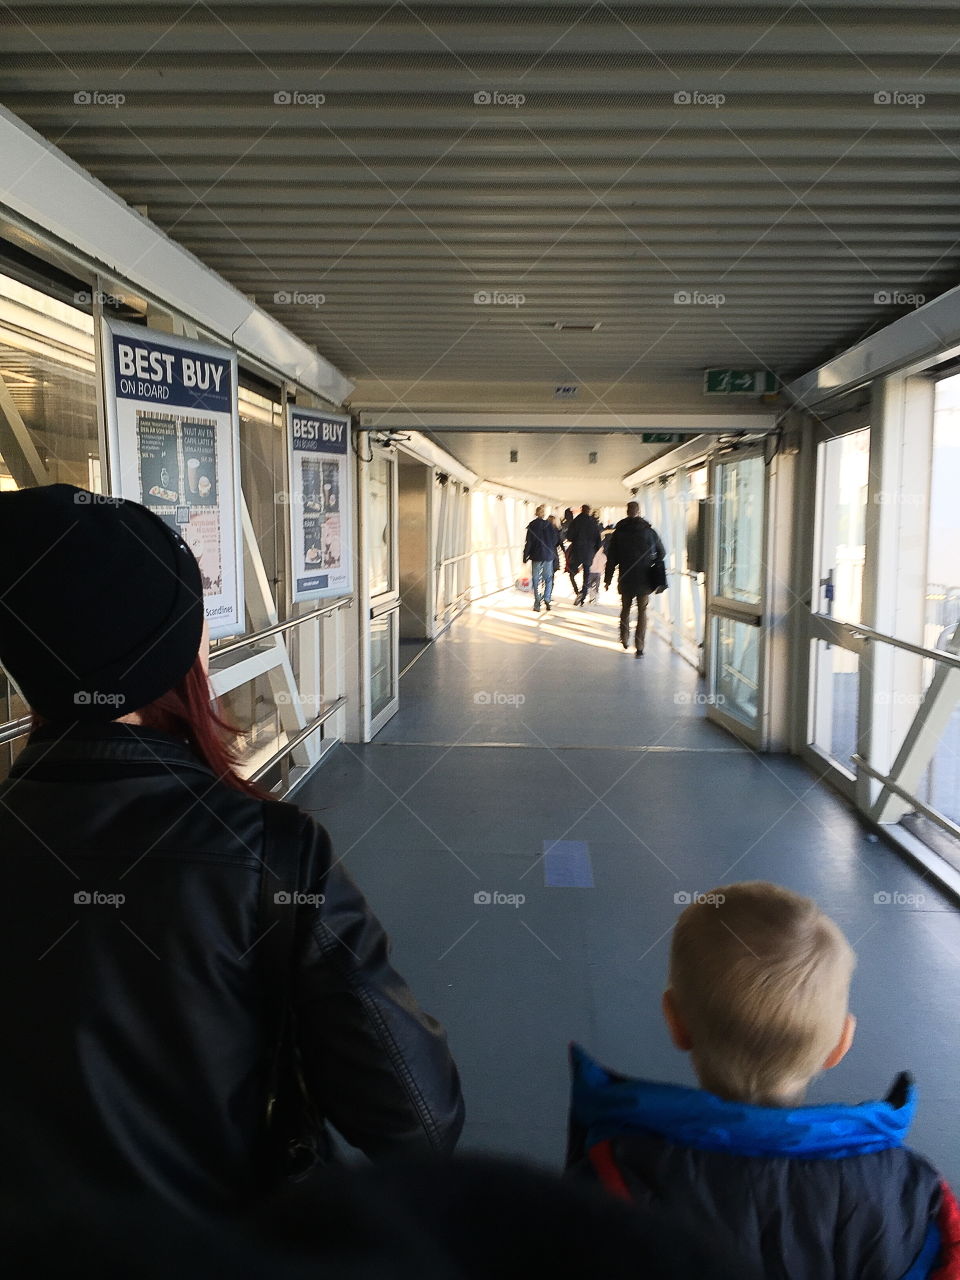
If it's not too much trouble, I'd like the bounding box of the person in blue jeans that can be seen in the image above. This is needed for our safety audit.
[523,505,562,612]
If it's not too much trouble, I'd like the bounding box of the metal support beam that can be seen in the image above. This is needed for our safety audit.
[0,368,47,486]
[871,621,960,825]
[359,411,778,434]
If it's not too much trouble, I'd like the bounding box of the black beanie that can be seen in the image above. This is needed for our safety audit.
[0,484,204,721]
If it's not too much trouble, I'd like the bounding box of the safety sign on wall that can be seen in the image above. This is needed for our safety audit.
[102,319,244,639]
[287,407,352,602]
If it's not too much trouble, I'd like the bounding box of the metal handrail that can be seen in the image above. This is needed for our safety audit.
[0,714,32,747]
[250,696,346,783]
[0,599,353,746]
[845,622,960,671]
[210,595,353,660]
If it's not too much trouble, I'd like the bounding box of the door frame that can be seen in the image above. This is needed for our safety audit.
[704,447,768,750]
[358,441,400,740]
[797,414,872,802]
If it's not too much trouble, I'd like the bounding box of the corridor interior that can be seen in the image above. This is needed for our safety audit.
[295,587,960,1183]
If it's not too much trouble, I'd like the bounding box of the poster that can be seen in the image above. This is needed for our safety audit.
[102,320,243,638]
[288,407,352,601]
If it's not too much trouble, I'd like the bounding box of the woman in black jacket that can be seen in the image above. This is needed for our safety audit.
[0,484,463,1214]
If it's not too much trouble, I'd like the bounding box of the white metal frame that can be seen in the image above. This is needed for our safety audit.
[705,447,768,750]
[357,439,401,741]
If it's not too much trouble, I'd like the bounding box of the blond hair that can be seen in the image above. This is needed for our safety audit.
[668,882,855,1106]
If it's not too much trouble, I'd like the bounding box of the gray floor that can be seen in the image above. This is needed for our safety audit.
[295,588,960,1182]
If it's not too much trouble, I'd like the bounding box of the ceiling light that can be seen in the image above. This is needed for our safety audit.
[551,322,601,332]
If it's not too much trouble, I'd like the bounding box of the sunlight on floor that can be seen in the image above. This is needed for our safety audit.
[460,589,634,655]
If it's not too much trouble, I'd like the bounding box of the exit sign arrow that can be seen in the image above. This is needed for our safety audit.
[703,369,777,394]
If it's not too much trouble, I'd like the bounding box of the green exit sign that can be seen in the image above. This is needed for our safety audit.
[641,432,683,443]
[704,369,778,394]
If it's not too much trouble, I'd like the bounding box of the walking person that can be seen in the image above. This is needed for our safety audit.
[522,503,561,612]
[603,500,666,657]
[566,504,602,606]
[0,484,464,1214]
[559,507,579,599]
[547,515,563,579]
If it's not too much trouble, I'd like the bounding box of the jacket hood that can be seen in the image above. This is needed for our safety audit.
[570,1044,916,1160]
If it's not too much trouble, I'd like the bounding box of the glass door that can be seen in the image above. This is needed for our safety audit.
[805,428,870,792]
[706,452,766,746]
[360,446,400,739]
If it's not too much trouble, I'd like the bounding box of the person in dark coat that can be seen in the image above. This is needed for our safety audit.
[566,504,603,606]
[548,515,563,574]
[603,501,665,656]
[0,484,464,1215]
[522,504,562,612]
[567,881,959,1280]
[559,508,579,598]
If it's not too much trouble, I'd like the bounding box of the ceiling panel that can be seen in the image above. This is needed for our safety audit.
[2,2,959,415]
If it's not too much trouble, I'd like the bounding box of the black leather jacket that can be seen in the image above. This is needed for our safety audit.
[0,723,464,1211]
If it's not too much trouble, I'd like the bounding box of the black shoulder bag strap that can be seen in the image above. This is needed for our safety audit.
[258,799,312,1177]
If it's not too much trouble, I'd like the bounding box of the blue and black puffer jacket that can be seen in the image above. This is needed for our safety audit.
[568,1045,960,1280]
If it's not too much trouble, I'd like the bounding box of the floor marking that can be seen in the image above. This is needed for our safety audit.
[543,840,595,888]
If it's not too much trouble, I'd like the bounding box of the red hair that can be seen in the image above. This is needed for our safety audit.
[135,655,269,798]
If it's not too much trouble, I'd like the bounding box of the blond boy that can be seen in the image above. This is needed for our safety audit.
[568,882,956,1279]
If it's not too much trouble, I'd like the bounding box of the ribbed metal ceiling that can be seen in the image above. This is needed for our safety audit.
[3,2,960,405]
